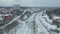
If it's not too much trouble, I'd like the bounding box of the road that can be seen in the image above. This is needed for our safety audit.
[17,11,49,34]
[35,12,49,34]
[16,11,49,34]
[5,11,59,34]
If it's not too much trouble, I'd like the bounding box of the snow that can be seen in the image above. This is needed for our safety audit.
[35,12,49,34]
[16,11,59,34]
[23,15,27,20]
[1,9,60,34]
[0,14,3,20]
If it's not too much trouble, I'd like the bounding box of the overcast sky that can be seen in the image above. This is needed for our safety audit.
[0,0,60,7]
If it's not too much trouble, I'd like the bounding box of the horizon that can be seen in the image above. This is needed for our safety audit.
[0,0,60,7]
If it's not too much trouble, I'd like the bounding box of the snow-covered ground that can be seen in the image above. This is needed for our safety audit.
[11,10,60,34]
[0,8,60,34]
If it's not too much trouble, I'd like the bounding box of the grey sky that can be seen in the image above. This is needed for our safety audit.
[0,0,60,7]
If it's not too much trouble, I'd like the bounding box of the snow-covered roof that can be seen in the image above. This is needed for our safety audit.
[3,14,12,16]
